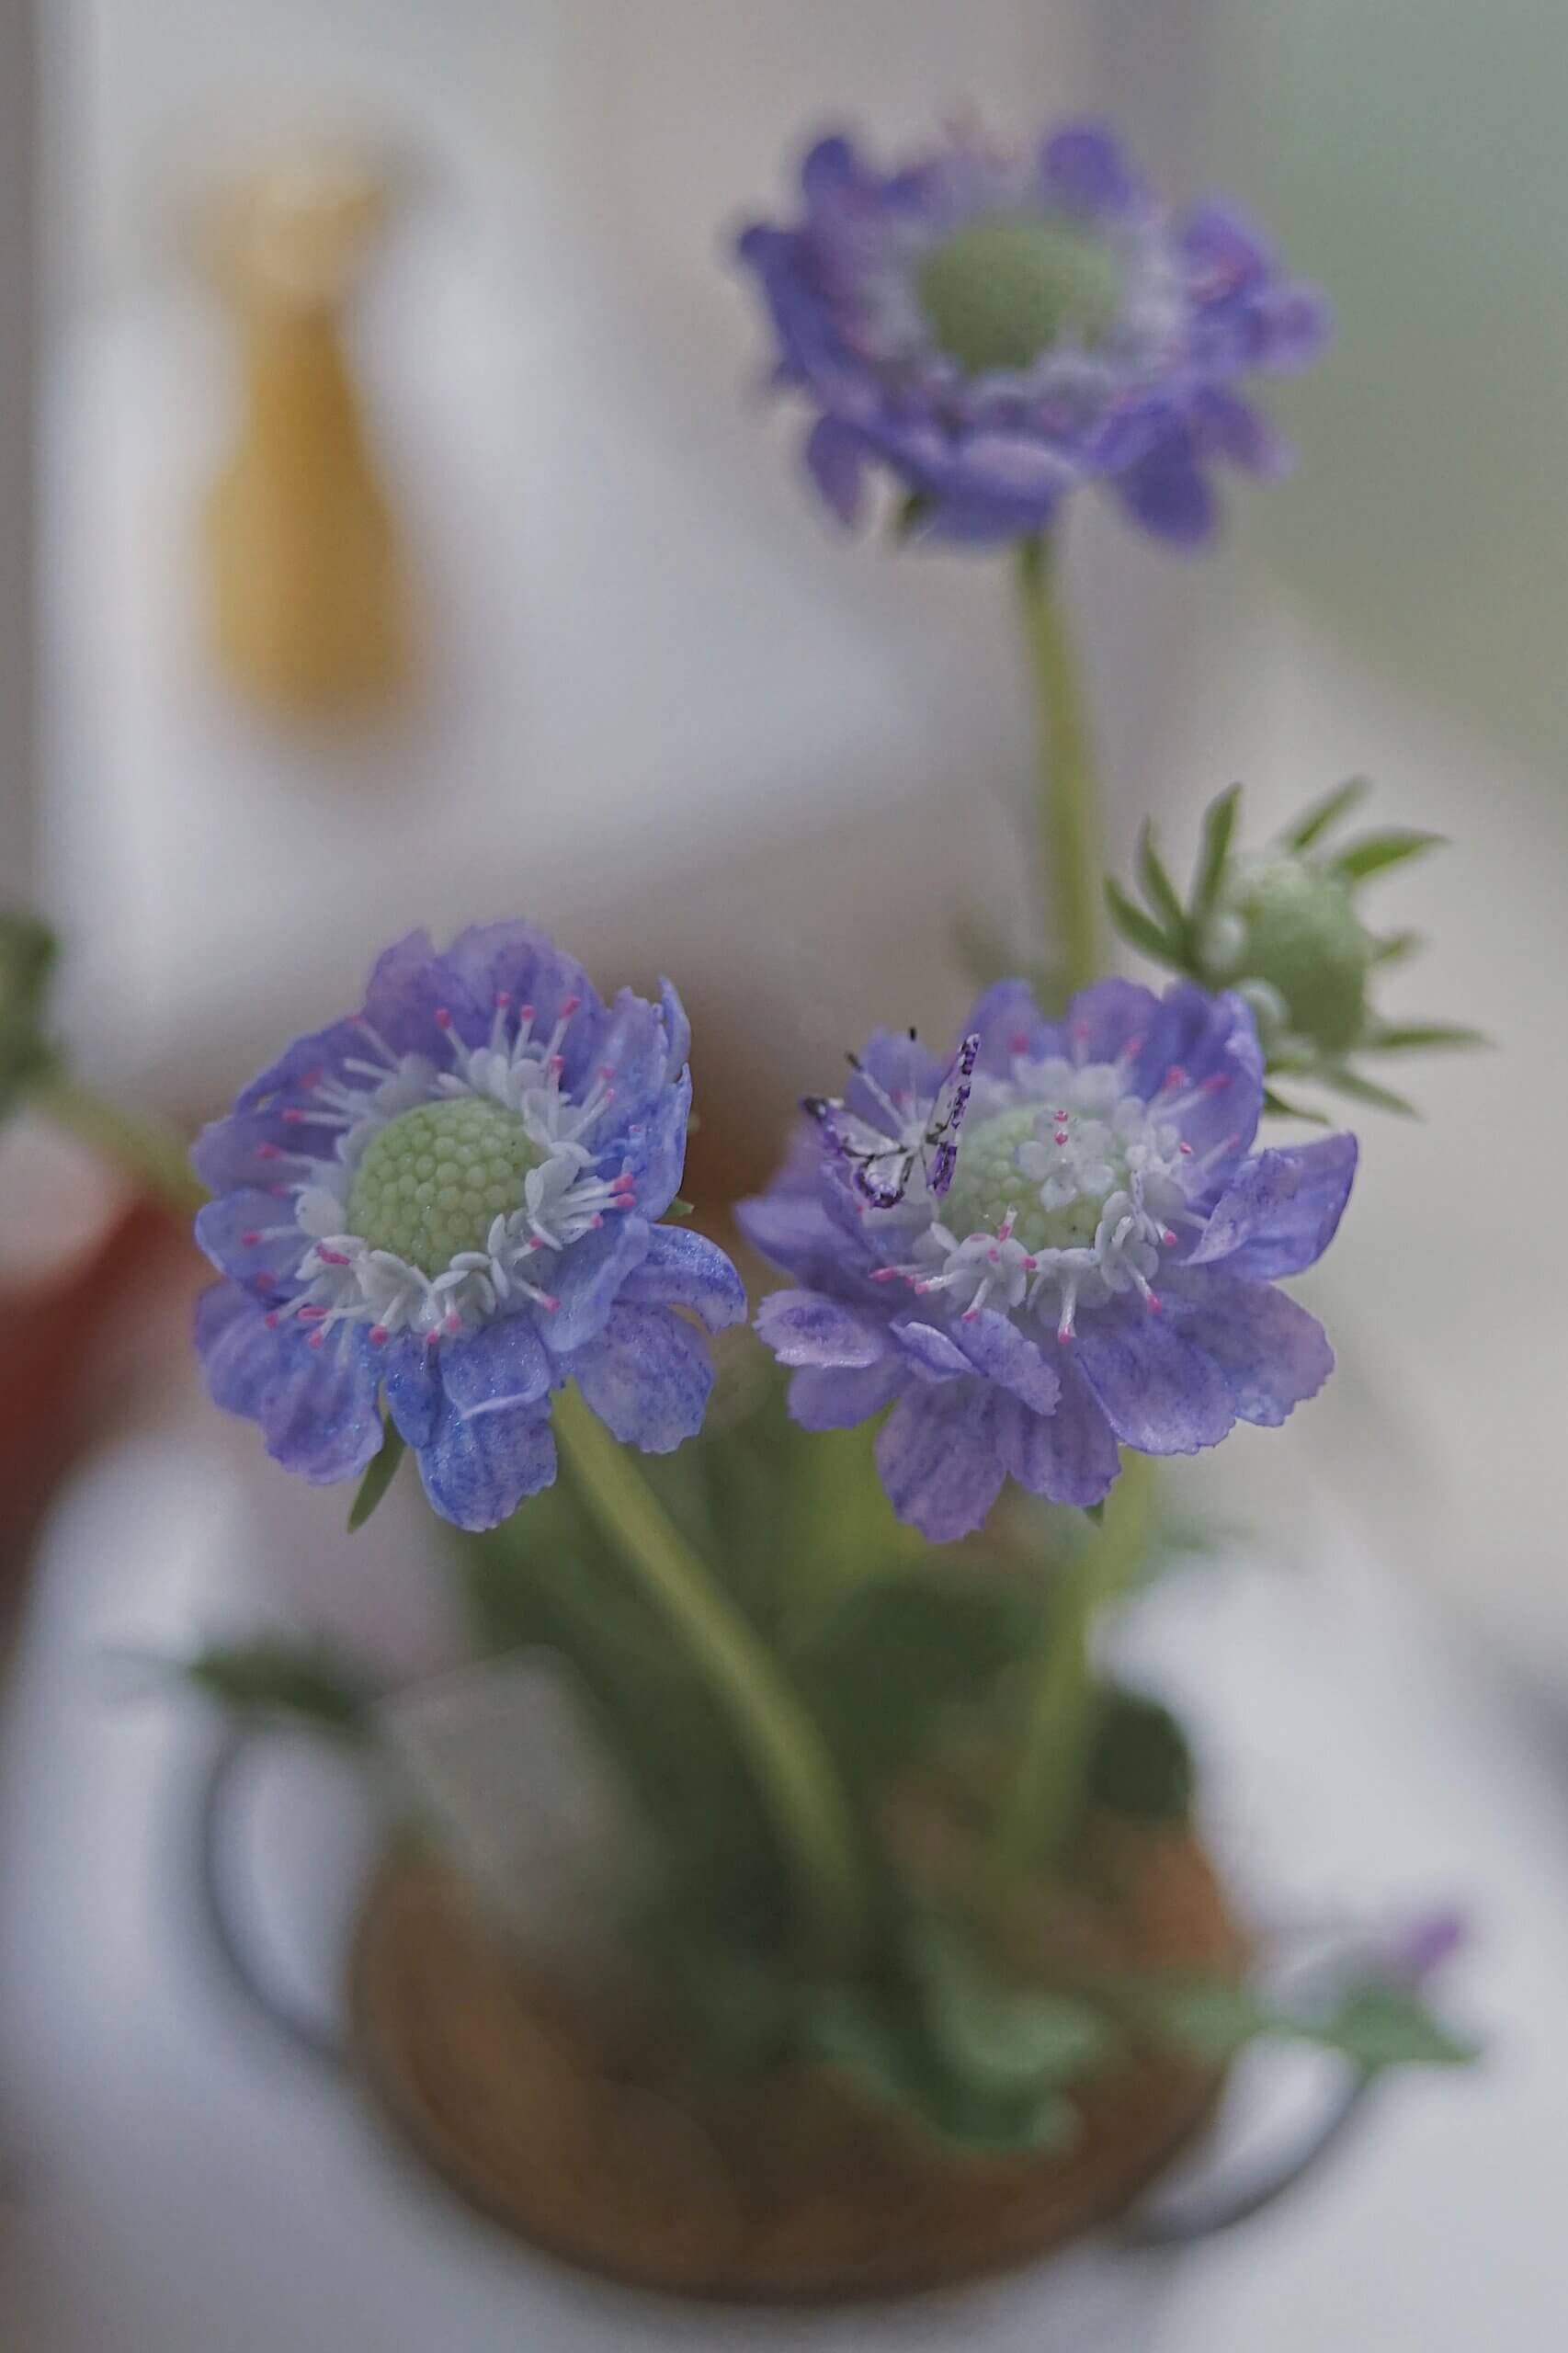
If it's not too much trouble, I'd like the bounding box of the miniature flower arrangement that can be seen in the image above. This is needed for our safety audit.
[2,118,1481,2307]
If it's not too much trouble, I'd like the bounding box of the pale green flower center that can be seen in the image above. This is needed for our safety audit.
[943,1106,1107,1253]
[915,213,1121,375]
[347,1097,545,1276]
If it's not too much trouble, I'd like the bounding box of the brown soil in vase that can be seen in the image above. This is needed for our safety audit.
[347,1823,1244,2304]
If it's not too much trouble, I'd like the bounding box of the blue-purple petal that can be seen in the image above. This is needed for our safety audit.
[194,1188,307,1291]
[363,929,485,1060]
[439,1313,554,1417]
[787,1358,906,1431]
[1039,120,1140,215]
[194,1281,381,1485]
[1164,1268,1333,1427]
[755,1289,888,1369]
[618,1224,746,1333]
[997,1362,1120,1509]
[1190,1134,1358,1278]
[573,1303,713,1453]
[1116,441,1221,548]
[892,1318,973,1381]
[381,1336,443,1448]
[875,1385,1007,1543]
[415,1397,557,1532]
[1073,1299,1235,1456]
[953,1310,1060,1414]
[540,1215,653,1356]
[804,415,869,528]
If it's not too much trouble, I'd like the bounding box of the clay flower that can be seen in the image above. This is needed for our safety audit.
[735,119,1328,546]
[191,925,744,1530]
[740,979,1355,1540]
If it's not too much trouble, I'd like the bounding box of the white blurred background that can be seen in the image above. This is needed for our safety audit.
[3,1,1567,2346]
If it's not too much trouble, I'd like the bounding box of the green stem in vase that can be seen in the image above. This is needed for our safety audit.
[995,529,1154,1877]
[1015,529,1102,1000]
[989,1454,1154,1874]
[551,1381,869,1974]
[30,1070,207,1220]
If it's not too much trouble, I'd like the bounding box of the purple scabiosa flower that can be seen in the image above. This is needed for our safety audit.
[735,119,1329,548]
[739,978,1355,1542]
[191,925,745,1531]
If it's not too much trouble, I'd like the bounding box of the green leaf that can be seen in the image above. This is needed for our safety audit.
[915,1919,1115,2097]
[1318,1064,1418,1116]
[1192,782,1244,922]
[1134,821,1187,940]
[1282,775,1372,851]
[1104,877,1181,968]
[665,1197,696,1221]
[0,908,59,1120]
[1085,1688,1193,1824]
[1319,1984,1477,2071]
[1083,1499,1106,1528]
[347,1419,406,1531]
[1332,828,1445,882]
[892,491,936,543]
[1262,1086,1332,1124]
[1134,1970,1478,2075]
[1369,928,1422,966]
[799,1984,1077,2154]
[184,1636,374,1739]
[1362,1022,1488,1054]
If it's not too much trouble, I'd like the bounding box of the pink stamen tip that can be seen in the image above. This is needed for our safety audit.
[549,1054,565,1076]
[1022,1254,1038,1272]
[494,991,511,1008]
[1125,1034,1145,1058]
[1146,1291,1163,1314]
[1010,1029,1030,1052]
[298,1305,327,1322]
[589,1213,604,1230]
[599,1063,616,1080]
[524,1236,544,1252]
[434,1007,452,1029]
[444,1312,461,1335]
[425,1329,442,1348]
[913,1279,936,1294]
[518,1004,535,1023]
[1179,1142,1194,1157]
[1162,1229,1178,1248]
[281,1108,310,1125]
[561,995,582,1017]
[240,1230,262,1247]
[1057,1324,1074,1344]
[256,1143,280,1161]
[307,1331,326,1351]
[540,1295,561,1313]
[369,1325,389,1347]
[1072,1021,1090,1040]
[318,1248,350,1267]
[264,1311,281,1329]
[1054,1129,1070,1146]
[961,1306,980,1322]
[249,1277,272,1295]
[871,1267,900,1282]
[1165,1065,1188,1089]
[1202,1074,1230,1095]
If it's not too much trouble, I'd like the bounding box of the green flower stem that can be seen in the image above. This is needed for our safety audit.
[991,1452,1154,1875]
[1015,529,1102,999]
[551,1381,869,1973]
[30,1070,207,1220]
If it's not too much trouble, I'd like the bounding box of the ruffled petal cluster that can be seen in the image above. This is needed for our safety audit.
[737,120,1329,548]
[192,925,744,1530]
[740,978,1354,1541]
